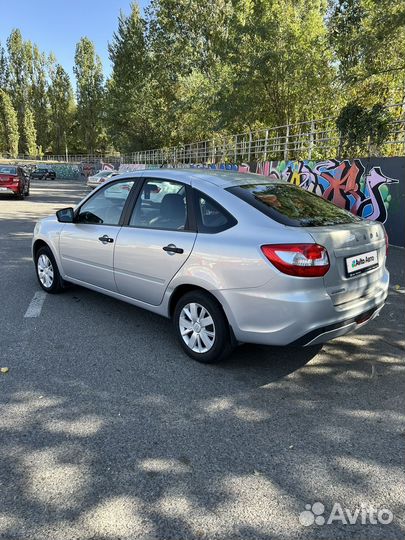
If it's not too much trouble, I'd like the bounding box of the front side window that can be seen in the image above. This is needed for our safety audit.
[130,179,188,230]
[77,180,134,225]
[228,183,360,227]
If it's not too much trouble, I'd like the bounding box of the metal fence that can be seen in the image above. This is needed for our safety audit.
[131,104,405,165]
[1,104,404,166]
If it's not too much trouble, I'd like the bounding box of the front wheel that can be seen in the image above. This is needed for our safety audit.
[35,246,63,293]
[173,291,234,363]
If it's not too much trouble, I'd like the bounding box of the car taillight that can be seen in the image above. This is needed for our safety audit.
[261,244,330,277]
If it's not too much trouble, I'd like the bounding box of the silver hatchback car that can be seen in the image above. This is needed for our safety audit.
[32,169,389,363]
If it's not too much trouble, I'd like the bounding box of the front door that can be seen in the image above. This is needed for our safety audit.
[59,179,135,291]
[114,178,197,305]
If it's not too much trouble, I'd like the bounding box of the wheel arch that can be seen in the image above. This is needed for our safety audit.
[168,284,238,345]
[32,239,50,259]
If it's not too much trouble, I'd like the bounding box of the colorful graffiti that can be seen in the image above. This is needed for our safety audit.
[271,159,399,224]
[190,159,399,225]
[102,163,115,171]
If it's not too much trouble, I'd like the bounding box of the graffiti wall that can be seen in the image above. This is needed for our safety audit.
[188,158,405,247]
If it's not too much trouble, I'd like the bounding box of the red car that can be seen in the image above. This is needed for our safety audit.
[0,165,30,199]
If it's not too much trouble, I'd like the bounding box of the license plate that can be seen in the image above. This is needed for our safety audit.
[0,187,9,191]
[346,250,378,277]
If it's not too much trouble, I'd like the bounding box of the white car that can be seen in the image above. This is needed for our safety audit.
[86,170,118,189]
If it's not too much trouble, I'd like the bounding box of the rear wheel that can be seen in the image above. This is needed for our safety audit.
[173,290,234,363]
[35,246,63,293]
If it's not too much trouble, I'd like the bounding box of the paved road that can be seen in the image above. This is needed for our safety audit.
[0,180,404,540]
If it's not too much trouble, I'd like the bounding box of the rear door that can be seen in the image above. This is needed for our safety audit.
[114,177,197,305]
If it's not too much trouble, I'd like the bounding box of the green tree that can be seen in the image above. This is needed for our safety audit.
[107,3,167,152]
[222,0,336,129]
[22,106,37,156]
[73,37,104,153]
[329,0,405,106]
[48,64,74,155]
[0,89,19,157]
[30,45,50,152]
[329,0,365,84]
[0,42,8,89]
[145,0,233,144]
[6,30,32,153]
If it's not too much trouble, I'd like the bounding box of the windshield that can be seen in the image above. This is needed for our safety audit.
[95,171,114,177]
[0,166,17,175]
[228,183,360,227]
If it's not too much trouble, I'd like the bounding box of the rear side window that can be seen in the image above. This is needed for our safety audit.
[227,183,360,227]
[0,166,17,175]
[195,190,237,233]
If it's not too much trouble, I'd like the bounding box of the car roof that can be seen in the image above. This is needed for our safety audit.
[186,169,281,187]
[115,168,282,188]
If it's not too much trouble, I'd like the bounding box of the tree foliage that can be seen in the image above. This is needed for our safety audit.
[74,37,104,153]
[336,102,394,156]
[0,89,19,157]
[22,106,37,156]
[0,1,403,157]
[48,65,74,155]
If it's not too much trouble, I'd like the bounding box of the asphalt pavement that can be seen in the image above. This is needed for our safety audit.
[0,179,404,540]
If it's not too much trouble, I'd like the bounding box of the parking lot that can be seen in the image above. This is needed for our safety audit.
[0,179,404,539]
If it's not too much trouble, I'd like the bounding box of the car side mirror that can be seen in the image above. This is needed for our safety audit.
[56,207,75,223]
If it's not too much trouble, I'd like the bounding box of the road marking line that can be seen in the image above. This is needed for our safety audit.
[24,291,47,318]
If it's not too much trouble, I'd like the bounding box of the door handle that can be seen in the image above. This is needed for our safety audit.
[98,235,114,244]
[163,244,184,254]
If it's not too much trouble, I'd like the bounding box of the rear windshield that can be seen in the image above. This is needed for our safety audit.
[0,166,17,175]
[228,183,360,227]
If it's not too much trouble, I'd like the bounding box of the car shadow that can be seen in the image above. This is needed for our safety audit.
[219,343,323,382]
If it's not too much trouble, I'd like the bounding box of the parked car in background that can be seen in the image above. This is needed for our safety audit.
[32,169,389,364]
[86,170,118,189]
[0,165,30,199]
[30,168,56,180]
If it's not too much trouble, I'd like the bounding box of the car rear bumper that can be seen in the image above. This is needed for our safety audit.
[0,185,20,194]
[289,303,384,346]
[217,268,390,346]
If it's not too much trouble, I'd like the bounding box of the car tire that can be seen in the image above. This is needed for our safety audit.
[173,290,234,363]
[17,190,24,200]
[35,246,63,294]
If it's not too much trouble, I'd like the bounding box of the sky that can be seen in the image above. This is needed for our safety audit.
[0,0,150,84]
